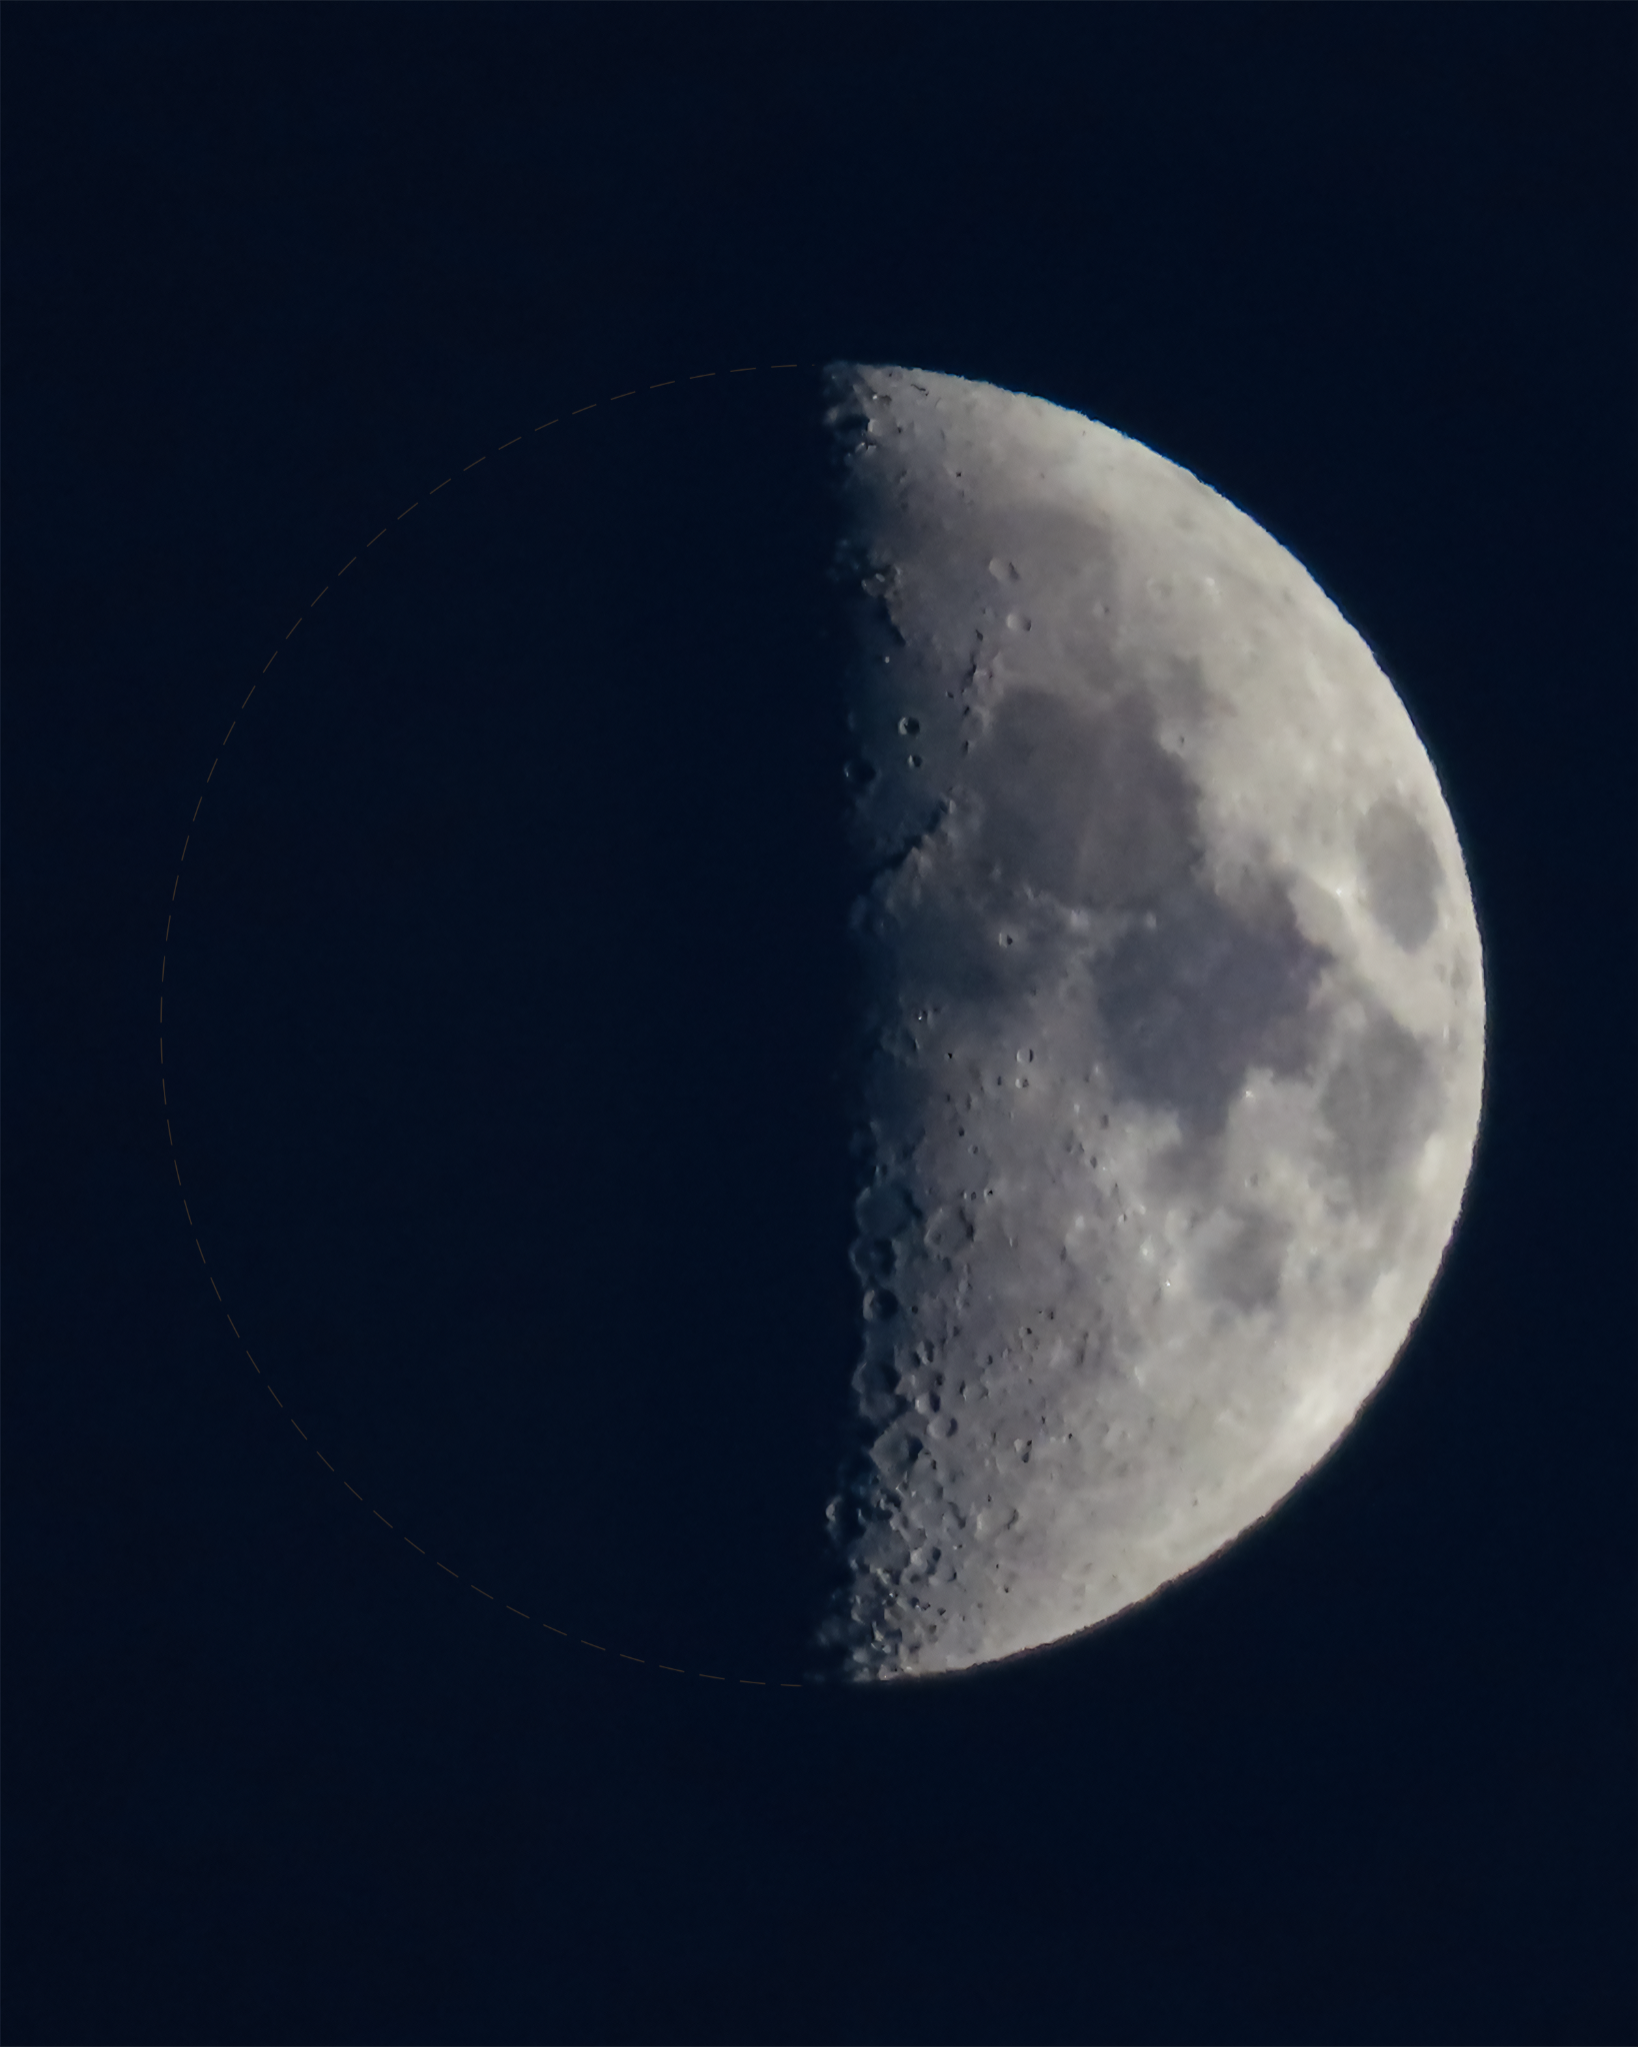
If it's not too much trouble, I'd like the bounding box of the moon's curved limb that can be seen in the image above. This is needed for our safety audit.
[820,364,1485,1681]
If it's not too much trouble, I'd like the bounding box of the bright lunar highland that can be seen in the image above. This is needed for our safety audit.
[818,363,1485,1681]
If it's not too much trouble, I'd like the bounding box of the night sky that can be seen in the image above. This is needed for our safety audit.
[4,8,1633,2044]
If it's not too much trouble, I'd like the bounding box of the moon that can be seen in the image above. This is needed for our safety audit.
[816,363,1485,1681]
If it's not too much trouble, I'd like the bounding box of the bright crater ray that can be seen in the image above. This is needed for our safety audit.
[818,363,1485,1681]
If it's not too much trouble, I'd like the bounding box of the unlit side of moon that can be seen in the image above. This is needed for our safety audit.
[819,363,1485,1681]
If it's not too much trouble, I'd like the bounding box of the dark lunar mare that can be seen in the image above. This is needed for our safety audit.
[171,371,863,1679]
[1356,794,1442,952]
[1095,877,1333,1136]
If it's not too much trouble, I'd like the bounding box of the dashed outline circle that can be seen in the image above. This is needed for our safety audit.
[160,361,815,1690]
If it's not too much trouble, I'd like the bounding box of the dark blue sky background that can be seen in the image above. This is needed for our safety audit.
[4,8,1634,2044]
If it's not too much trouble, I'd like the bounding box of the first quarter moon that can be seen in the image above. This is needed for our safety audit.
[818,363,1484,1681]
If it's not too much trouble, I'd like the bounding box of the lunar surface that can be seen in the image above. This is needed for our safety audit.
[816,363,1484,1681]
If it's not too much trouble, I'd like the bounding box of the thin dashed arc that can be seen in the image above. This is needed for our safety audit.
[160,362,813,1691]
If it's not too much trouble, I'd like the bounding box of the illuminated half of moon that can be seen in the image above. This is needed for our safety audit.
[819,363,1485,1680]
